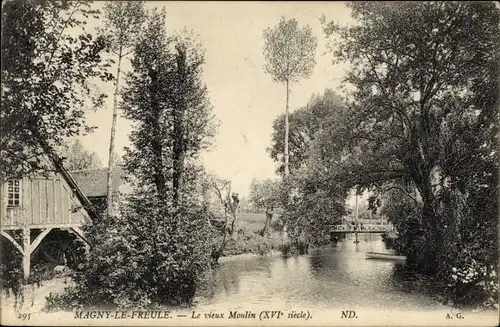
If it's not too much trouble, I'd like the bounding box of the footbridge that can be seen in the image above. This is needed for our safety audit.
[328,224,395,233]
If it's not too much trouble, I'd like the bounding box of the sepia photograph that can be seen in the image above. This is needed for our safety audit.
[0,1,499,326]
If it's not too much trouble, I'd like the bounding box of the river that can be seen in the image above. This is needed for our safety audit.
[2,233,498,326]
[196,234,444,311]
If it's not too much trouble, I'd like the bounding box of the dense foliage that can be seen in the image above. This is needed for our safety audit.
[1,0,113,183]
[319,1,498,307]
[269,89,345,175]
[268,90,351,250]
[46,8,216,310]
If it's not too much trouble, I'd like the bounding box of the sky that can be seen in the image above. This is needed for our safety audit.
[79,1,355,197]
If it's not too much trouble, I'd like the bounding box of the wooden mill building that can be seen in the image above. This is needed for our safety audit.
[0,140,129,281]
[0,148,99,280]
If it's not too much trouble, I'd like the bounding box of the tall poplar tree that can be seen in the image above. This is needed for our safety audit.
[100,1,145,217]
[263,17,317,176]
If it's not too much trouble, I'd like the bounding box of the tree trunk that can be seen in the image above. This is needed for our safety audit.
[230,194,239,238]
[148,68,167,198]
[414,173,442,274]
[261,209,273,236]
[106,48,123,218]
[212,200,231,265]
[282,80,290,241]
[284,79,290,176]
[231,212,238,239]
[172,46,187,209]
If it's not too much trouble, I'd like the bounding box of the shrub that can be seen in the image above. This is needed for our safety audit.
[277,241,297,257]
[270,216,284,232]
[0,237,23,299]
[381,180,498,309]
[437,189,498,308]
[45,200,213,311]
[220,230,281,257]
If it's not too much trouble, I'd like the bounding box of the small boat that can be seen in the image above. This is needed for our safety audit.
[365,251,406,261]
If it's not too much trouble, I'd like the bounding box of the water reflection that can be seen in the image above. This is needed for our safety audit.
[197,235,441,311]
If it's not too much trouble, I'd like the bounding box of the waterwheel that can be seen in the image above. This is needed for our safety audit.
[39,239,79,267]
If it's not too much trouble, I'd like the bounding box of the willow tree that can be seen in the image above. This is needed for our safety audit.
[322,1,499,307]
[263,17,317,176]
[100,1,145,217]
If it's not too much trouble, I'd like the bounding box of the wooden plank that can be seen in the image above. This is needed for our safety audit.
[9,206,14,227]
[66,185,72,224]
[22,228,30,280]
[1,223,84,230]
[7,207,15,227]
[42,179,48,224]
[0,183,5,225]
[22,178,31,228]
[30,180,34,226]
[47,179,54,224]
[61,183,69,223]
[60,180,65,223]
[32,180,40,225]
[37,179,43,225]
[54,179,60,226]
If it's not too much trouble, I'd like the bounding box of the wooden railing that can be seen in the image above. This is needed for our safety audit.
[329,224,395,232]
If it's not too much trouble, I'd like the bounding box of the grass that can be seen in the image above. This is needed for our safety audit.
[220,212,284,257]
[237,212,282,233]
[237,212,266,234]
[221,231,282,257]
[238,212,267,223]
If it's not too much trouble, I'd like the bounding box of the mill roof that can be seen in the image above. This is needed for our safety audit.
[69,167,126,198]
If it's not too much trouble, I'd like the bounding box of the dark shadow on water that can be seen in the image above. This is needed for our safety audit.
[389,262,443,301]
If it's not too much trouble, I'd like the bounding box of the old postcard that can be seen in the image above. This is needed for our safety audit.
[1,1,498,326]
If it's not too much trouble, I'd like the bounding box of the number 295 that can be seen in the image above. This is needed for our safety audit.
[18,313,31,320]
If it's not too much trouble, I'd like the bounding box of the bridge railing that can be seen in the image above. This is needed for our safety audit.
[328,224,395,232]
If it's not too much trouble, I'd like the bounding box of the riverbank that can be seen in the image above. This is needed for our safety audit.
[0,251,281,314]
[219,229,284,257]
[3,236,499,327]
[218,250,282,263]
[3,236,498,325]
